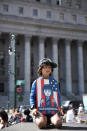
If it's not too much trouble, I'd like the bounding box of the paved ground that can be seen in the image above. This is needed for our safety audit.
[2,122,87,131]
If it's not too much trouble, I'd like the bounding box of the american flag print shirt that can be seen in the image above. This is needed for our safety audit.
[36,77,61,115]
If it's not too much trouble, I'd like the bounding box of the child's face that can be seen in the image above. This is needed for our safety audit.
[42,65,52,78]
[0,117,4,129]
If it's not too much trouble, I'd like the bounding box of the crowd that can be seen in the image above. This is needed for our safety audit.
[0,106,33,129]
[0,103,87,129]
[61,103,87,124]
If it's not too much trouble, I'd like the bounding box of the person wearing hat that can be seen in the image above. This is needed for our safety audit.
[30,58,62,128]
[78,104,84,115]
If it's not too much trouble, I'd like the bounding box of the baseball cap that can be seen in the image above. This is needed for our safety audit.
[80,104,83,106]
[39,58,57,68]
[69,104,73,110]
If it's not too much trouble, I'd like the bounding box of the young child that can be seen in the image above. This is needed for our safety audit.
[78,104,84,115]
[0,110,8,129]
[30,58,62,129]
[23,109,33,122]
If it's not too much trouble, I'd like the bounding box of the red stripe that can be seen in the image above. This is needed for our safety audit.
[41,79,46,114]
[51,111,55,115]
[42,111,46,115]
[51,96,54,107]
[36,80,38,111]
[41,79,45,107]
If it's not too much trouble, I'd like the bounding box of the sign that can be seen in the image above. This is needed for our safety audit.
[36,78,60,115]
[17,87,22,93]
[16,80,25,86]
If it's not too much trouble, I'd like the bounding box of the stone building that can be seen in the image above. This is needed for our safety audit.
[0,0,87,108]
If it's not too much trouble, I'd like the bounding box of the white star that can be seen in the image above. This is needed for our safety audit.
[53,85,55,87]
[51,82,53,84]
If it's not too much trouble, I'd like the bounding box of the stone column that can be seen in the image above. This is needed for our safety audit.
[24,35,31,104]
[77,40,84,96]
[52,38,59,81]
[65,39,72,96]
[8,34,16,106]
[38,36,45,61]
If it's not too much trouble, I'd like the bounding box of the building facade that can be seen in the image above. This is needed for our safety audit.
[0,0,87,108]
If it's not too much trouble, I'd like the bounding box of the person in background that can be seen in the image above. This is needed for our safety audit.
[19,105,23,114]
[9,108,22,125]
[78,104,84,115]
[66,104,77,123]
[23,109,33,122]
[60,106,66,122]
[0,110,8,129]
[30,58,62,129]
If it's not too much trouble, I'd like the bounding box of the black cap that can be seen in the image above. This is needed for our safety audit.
[69,104,73,110]
[39,58,57,68]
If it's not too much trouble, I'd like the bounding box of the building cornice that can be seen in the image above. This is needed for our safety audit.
[0,14,87,41]
[0,13,87,31]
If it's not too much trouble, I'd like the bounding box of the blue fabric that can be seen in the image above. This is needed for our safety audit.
[30,77,61,111]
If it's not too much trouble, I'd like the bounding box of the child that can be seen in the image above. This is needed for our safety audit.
[78,104,84,115]
[0,110,8,129]
[23,109,33,122]
[30,58,62,128]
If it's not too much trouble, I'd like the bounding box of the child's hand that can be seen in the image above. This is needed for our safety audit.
[32,109,40,116]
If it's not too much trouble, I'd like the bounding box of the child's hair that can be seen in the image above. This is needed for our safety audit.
[24,109,30,115]
[0,110,8,123]
[37,63,53,76]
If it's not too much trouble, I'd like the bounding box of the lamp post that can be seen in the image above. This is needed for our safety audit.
[8,34,16,110]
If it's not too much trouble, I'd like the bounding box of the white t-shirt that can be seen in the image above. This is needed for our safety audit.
[78,106,84,112]
[66,109,75,123]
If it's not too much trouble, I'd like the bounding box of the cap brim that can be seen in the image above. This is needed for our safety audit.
[50,62,57,68]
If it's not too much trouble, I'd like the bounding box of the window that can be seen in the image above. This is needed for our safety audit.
[0,39,5,45]
[60,13,64,20]
[85,17,87,24]
[47,0,51,4]
[57,0,62,5]
[16,52,20,61]
[18,7,24,15]
[0,52,5,76]
[16,67,20,76]
[76,0,81,8]
[46,11,51,18]
[57,0,59,5]
[16,40,20,46]
[0,83,4,92]
[3,4,8,12]
[72,15,77,22]
[36,0,40,2]
[33,9,38,16]
[0,52,5,66]
[67,0,72,7]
